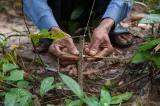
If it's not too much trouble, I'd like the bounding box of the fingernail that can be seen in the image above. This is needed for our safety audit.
[73,50,79,55]
[90,50,96,56]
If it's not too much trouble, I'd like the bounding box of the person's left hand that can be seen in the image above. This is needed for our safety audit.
[85,19,114,61]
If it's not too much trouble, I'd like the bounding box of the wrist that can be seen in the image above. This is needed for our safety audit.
[100,18,114,29]
[50,27,70,38]
[50,26,62,32]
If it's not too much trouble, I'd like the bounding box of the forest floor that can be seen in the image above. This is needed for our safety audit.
[0,3,160,106]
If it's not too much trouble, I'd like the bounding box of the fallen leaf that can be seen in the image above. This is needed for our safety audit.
[154,44,160,52]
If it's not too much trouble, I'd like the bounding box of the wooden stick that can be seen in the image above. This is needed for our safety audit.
[83,55,131,62]
[78,36,84,88]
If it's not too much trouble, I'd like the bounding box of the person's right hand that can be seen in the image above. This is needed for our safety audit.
[49,27,79,64]
[85,19,114,61]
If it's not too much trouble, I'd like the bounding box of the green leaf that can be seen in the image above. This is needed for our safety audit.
[139,38,160,51]
[12,88,32,106]
[105,79,117,89]
[0,92,6,97]
[111,92,132,105]
[100,87,111,106]
[84,97,100,106]
[150,54,160,69]
[65,99,83,106]
[40,77,55,96]
[0,72,5,80]
[71,7,84,20]
[132,51,150,64]
[6,70,24,81]
[4,93,16,106]
[111,97,122,105]
[17,81,29,89]
[2,63,18,72]
[140,14,160,24]
[5,88,32,106]
[46,104,54,106]
[0,40,7,48]
[29,29,65,46]
[132,38,160,64]
[59,73,84,98]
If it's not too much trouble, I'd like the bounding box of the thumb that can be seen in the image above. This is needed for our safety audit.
[69,45,79,55]
[66,38,79,55]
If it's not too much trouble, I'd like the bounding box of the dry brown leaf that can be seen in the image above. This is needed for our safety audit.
[154,44,160,52]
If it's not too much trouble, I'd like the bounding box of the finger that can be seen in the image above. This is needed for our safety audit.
[99,37,113,57]
[55,44,65,55]
[64,37,79,55]
[96,47,113,58]
[62,47,68,52]
[84,43,90,55]
[49,44,64,57]
[62,47,79,61]
[49,44,79,61]
[103,34,112,45]
[60,53,79,61]
[86,47,113,61]
[69,45,79,55]
[89,38,101,56]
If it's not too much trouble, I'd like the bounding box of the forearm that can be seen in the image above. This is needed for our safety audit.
[23,0,59,30]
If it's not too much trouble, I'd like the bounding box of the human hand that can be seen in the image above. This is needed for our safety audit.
[49,27,79,64]
[85,19,114,61]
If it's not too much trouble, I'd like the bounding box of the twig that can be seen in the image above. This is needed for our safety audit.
[84,55,131,62]
[78,36,84,88]
[83,0,96,36]
[41,97,66,105]
[5,34,27,40]
[78,0,96,89]
[0,80,17,88]
[117,74,149,89]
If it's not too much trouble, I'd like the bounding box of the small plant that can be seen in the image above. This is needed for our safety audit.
[60,73,133,106]
[132,37,160,69]
[0,62,32,106]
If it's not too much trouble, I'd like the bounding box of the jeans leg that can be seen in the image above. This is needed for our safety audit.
[39,0,63,47]
[112,1,133,33]
[36,0,62,48]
